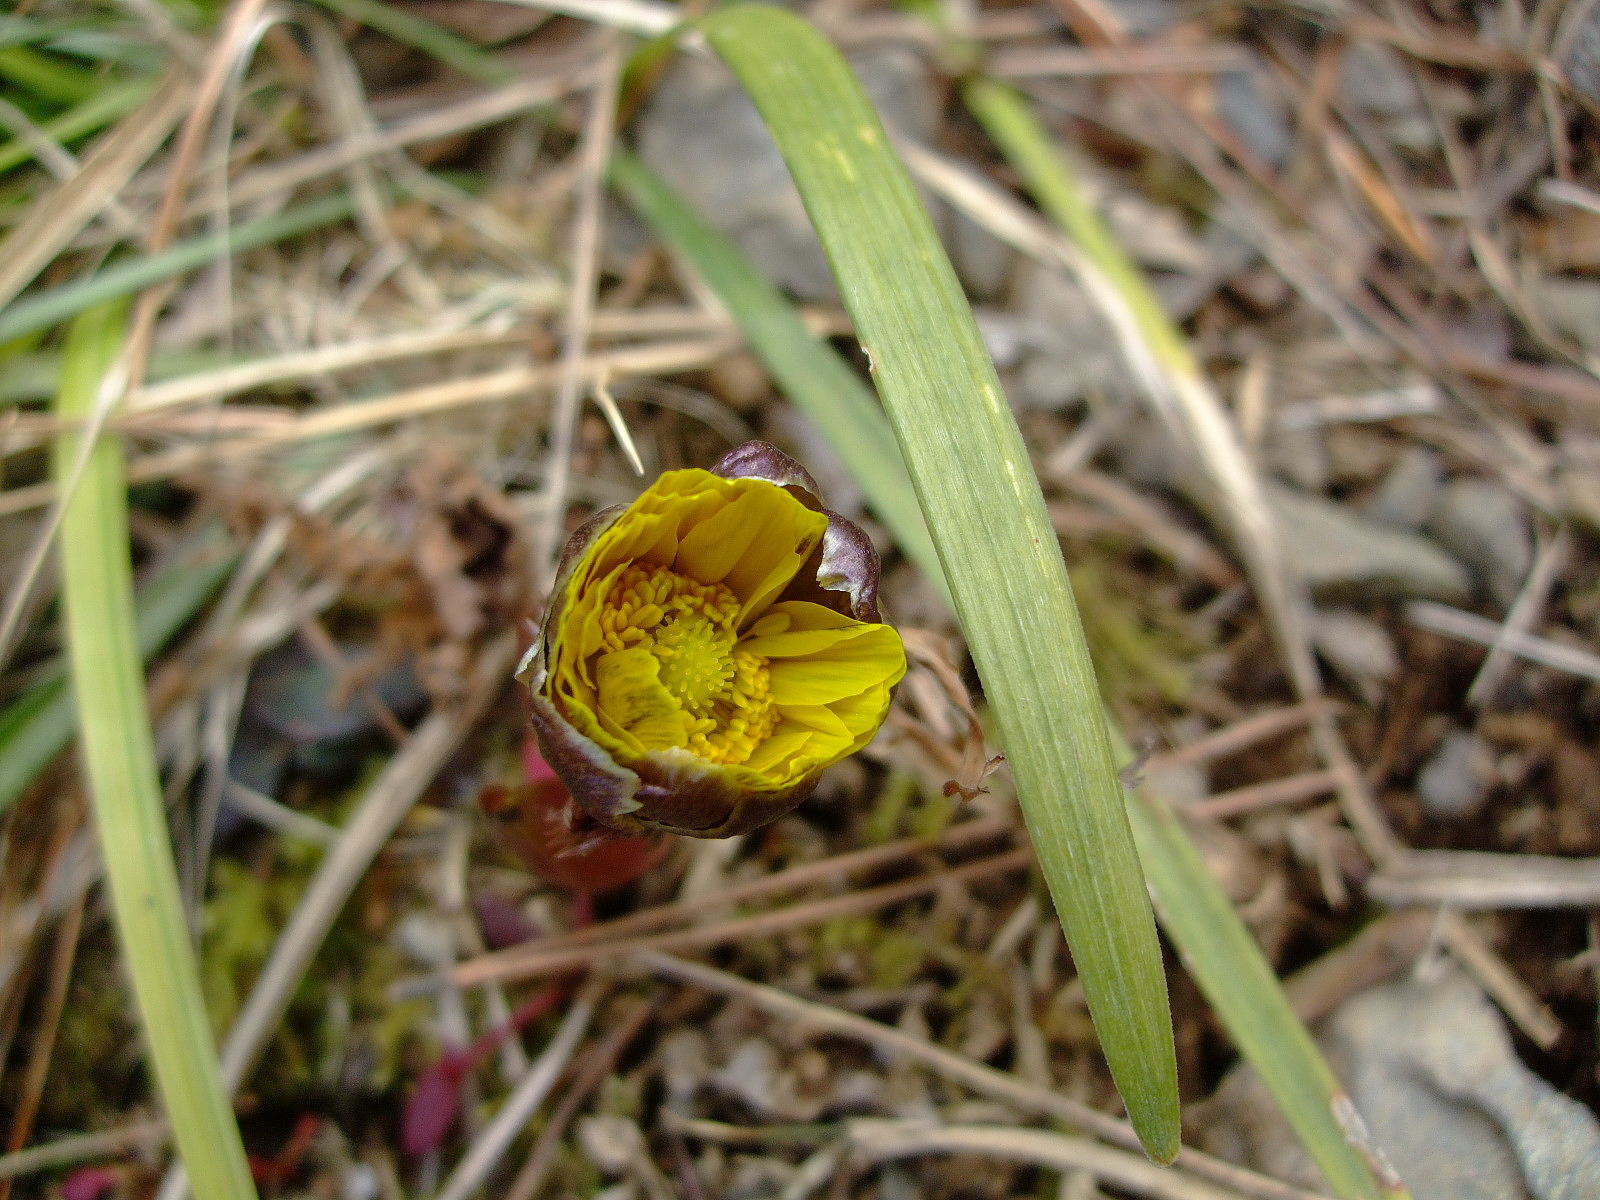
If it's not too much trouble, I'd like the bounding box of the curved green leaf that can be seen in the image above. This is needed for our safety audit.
[694,4,1179,1160]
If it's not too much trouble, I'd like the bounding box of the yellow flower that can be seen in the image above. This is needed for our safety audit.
[520,442,906,837]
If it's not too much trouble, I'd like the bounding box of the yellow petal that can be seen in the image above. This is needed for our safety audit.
[594,646,690,752]
[743,725,819,775]
[766,625,903,705]
[676,481,826,617]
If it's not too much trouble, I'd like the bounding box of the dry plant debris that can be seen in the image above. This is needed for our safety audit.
[2,0,1599,1197]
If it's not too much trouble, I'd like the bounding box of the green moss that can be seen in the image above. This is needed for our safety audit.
[867,931,928,990]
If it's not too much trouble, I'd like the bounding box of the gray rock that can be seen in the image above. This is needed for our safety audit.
[1308,608,1400,701]
[973,308,1030,370]
[1533,277,1600,355]
[1326,971,1600,1200]
[1416,729,1496,822]
[1266,426,1330,493]
[577,1115,647,1177]
[1103,0,1179,35]
[342,1165,380,1200]
[1011,263,1136,410]
[1143,761,1208,809]
[1216,64,1292,169]
[1427,478,1533,609]
[1339,43,1434,150]
[638,48,937,301]
[1562,2,1600,102]
[1267,483,1471,603]
[1206,971,1600,1200]
[1340,42,1426,118]
[711,1039,818,1121]
[945,204,1015,300]
[1367,446,1444,531]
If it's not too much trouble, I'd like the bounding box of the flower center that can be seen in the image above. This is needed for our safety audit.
[596,564,778,765]
[652,612,735,712]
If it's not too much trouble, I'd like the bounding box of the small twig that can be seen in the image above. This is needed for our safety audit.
[503,998,657,1200]
[533,43,622,592]
[1467,529,1573,705]
[1144,702,1329,773]
[847,1121,1245,1200]
[0,335,739,519]
[1367,851,1600,910]
[634,953,1336,1200]
[484,0,676,36]
[989,42,1249,79]
[478,814,1011,962]
[223,781,339,844]
[0,1122,169,1183]
[1434,912,1564,1048]
[1407,600,1600,685]
[591,370,646,476]
[456,848,1033,986]
[168,47,602,219]
[1186,770,1343,822]
[433,982,602,1200]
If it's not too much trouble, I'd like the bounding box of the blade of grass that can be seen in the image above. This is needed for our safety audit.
[0,44,101,105]
[1124,775,1405,1198]
[53,303,257,1200]
[0,527,237,815]
[694,5,1178,1160]
[607,149,944,603]
[0,68,190,315]
[610,30,1403,1190]
[304,0,513,84]
[0,189,357,346]
[0,76,153,175]
[962,77,1401,1199]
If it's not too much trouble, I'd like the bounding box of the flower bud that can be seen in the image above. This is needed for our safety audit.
[518,441,905,837]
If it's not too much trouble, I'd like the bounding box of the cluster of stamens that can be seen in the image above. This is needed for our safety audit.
[596,564,777,764]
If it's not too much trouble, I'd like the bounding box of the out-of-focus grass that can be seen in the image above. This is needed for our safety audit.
[54,303,257,1200]
[0,526,237,816]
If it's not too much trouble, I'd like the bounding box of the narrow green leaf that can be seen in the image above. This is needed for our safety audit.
[0,77,152,176]
[962,79,1194,374]
[54,304,258,1200]
[1126,779,1400,1198]
[303,0,513,84]
[0,190,357,346]
[964,77,1398,1199]
[695,5,1179,1159]
[0,43,100,105]
[607,148,945,602]
[0,527,237,815]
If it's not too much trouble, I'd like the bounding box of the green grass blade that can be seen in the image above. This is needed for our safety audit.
[695,5,1179,1160]
[0,527,237,815]
[1126,779,1400,1198]
[965,76,1399,1199]
[962,79,1195,376]
[0,190,357,346]
[607,149,944,602]
[54,304,258,1200]
[303,0,513,84]
[0,43,101,105]
[0,77,153,176]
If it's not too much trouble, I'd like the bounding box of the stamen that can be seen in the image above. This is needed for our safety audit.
[595,565,777,765]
